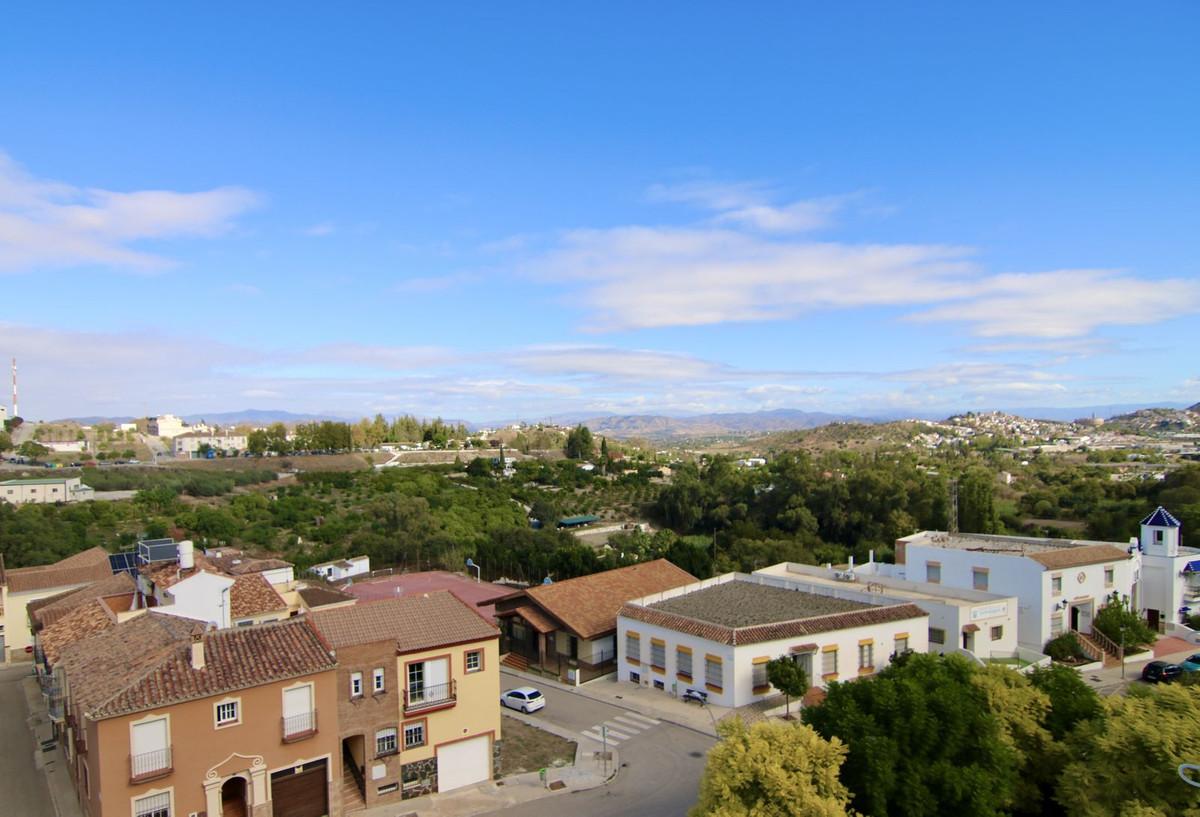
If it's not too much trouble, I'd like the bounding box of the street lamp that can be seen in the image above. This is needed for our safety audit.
[465,558,480,583]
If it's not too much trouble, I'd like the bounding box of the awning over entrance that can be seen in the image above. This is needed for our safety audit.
[1184,560,1200,574]
[498,605,557,633]
[962,623,980,633]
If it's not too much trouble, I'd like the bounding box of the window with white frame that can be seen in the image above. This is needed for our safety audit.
[1050,612,1064,637]
[373,668,385,694]
[134,792,171,817]
[350,671,363,698]
[1104,567,1114,587]
[1051,575,1063,595]
[926,563,941,584]
[376,727,398,756]
[991,625,1004,641]
[972,568,989,591]
[465,649,483,673]
[215,700,239,727]
[929,627,946,645]
[403,721,426,749]
[858,642,874,670]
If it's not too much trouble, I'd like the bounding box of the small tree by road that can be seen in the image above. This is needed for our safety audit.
[766,655,808,719]
[1093,591,1156,649]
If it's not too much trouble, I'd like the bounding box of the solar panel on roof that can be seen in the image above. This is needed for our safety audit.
[109,551,138,575]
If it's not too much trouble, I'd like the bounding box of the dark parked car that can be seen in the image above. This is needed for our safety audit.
[1141,660,1183,683]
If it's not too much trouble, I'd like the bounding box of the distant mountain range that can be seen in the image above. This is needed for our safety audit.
[52,400,1199,440]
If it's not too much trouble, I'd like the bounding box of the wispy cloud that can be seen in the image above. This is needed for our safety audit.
[647,181,851,233]
[0,151,259,272]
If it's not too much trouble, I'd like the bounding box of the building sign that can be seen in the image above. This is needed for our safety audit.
[970,602,1008,621]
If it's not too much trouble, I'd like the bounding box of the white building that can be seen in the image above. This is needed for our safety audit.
[1138,507,1200,630]
[159,570,235,629]
[173,432,248,458]
[887,529,1138,649]
[617,573,929,708]
[0,477,94,505]
[41,440,87,454]
[753,562,1025,661]
[147,414,188,438]
[309,555,370,582]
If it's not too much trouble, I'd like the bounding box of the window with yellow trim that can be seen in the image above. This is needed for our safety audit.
[650,639,666,672]
[822,648,838,677]
[704,654,723,691]
[626,632,640,663]
[676,647,693,680]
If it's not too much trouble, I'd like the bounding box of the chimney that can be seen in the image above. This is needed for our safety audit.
[190,633,205,670]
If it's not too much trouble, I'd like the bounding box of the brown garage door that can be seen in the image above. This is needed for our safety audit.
[271,759,328,817]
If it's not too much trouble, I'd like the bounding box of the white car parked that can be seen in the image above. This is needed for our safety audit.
[501,686,545,713]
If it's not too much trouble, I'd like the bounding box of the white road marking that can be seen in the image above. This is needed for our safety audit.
[600,723,633,739]
[581,728,619,744]
[614,714,656,730]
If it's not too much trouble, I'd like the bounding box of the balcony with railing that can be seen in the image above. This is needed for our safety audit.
[129,746,173,783]
[281,710,318,743]
[403,680,456,714]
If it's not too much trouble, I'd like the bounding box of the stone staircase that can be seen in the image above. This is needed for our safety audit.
[341,756,366,813]
[1076,630,1121,668]
[501,652,529,672]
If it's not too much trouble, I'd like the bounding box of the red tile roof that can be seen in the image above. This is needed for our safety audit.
[229,574,288,618]
[311,591,498,652]
[63,614,337,720]
[495,560,697,640]
[346,570,512,621]
[41,599,119,665]
[28,573,136,630]
[1027,544,1130,570]
[620,600,929,646]
[3,547,113,593]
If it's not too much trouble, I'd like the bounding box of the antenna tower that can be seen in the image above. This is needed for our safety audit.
[948,478,959,534]
[10,357,17,419]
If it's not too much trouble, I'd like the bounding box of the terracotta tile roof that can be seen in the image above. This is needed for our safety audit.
[41,599,119,665]
[496,604,558,634]
[28,573,136,630]
[66,615,337,720]
[139,553,221,590]
[58,613,202,715]
[297,585,357,609]
[3,547,113,593]
[206,551,293,576]
[346,570,511,621]
[230,574,288,618]
[310,591,498,652]
[1027,544,1130,570]
[620,599,928,646]
[496,560,697,640]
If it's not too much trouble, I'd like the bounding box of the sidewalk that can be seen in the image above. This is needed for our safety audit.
[1081,642,1196,695]
[357,710,615,817]
[501,666,728,736]
[20,674,84,817]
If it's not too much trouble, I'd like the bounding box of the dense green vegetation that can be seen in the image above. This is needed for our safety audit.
[687,653,1200,817]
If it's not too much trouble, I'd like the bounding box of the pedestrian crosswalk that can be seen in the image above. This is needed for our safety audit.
[579,711,661,745]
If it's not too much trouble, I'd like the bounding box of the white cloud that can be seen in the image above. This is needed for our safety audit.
[510,345,730,382]
[647,181,849,233]
[0,151,259,272]
[538,226,974,330]
[911,270,1200,338]
[303,221,336,237]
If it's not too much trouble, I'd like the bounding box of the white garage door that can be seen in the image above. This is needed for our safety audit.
[437,735,491,792]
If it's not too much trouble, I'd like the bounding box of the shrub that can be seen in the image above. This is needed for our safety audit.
[1093,592,1156,647]
[1044,633,1088,662]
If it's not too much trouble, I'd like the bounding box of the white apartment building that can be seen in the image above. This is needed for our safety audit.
[887,529,1137,649]
[147,413,188,438]
[753,562,1023,661]
[0,477,94,505]
[617,573,928,708]
[173,432,248,458]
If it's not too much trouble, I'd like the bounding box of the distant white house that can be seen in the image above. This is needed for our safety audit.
[173,432,248,458]
[0,477,94,505]
[309,555,370,582]
[42,440,87,454]
[147,414,189,438]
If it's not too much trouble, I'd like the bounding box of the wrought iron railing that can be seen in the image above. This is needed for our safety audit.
[281,710,318,741]
[129,746,173,782]
[403,680,456,713]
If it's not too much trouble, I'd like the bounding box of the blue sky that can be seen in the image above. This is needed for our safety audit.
[1,3,1197,421]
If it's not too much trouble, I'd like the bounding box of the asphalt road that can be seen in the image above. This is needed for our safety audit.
[496,671,714,817]
[0,665,55,817]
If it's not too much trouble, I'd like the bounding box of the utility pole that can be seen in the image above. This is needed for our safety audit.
[948,478,959,533]
[11,357,17,419]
